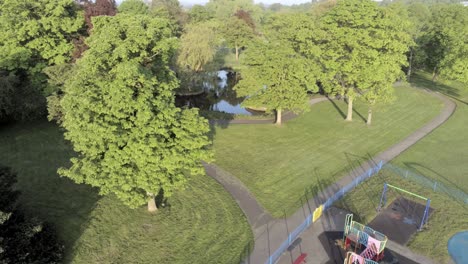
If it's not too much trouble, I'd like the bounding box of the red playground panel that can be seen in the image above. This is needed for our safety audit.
[293,253,308,264]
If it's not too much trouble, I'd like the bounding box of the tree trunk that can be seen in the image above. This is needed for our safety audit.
[407,48,413,81]
[275,108,282,125]
[235,45,239,61]
[345,96,353,121]
[432,66,438,82]
[367,107,372,125]
[147,194,157,212]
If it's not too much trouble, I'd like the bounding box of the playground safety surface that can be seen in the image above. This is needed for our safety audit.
[318,231,420,264]
[368,197,434,245]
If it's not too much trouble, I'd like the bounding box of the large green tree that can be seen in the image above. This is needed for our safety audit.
[235,41,318,125]
[221,16,255,61]
[298,0,411,122]
[0,0,82,85]
[176,21,219,92]
[0,0,83,120]
[177,22,219,73]
[59,14,212,212]
[424,4,468,83]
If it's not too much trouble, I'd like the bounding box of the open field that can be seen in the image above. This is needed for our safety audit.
[213,85,444,217]
[0,121,252,263]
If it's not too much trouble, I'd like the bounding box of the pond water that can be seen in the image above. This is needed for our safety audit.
[175,70,259,115]
[448,231,468,264]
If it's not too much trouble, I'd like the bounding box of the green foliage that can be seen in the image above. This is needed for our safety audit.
[206,0,263,22]
[425,5,468,83]
[235,41,318,116]
[221,16,256,60]
[151,0,187,33]
[188,4,213,23]
[59,14,212,209]
[177,22,219,72]
[118,0,149,15]
[0,70,46,121]
[298,0,411,120]
[43,64,75,124]
[0,0,83,77]
[0,0,83,120]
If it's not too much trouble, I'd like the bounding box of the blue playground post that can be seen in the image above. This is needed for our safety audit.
[419,199,431,231]
[378,183,388,211]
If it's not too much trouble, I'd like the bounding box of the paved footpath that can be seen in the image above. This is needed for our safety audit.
[204,90,455,264]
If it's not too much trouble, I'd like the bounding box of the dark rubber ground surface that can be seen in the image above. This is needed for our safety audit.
[368,197,434,245]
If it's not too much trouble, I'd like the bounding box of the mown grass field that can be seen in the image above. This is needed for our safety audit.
[213,85,444,217]
[0,121,252,263]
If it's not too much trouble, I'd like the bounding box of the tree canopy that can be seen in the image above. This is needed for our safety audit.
[59,14,212,211]
[298,0,411,122]
[235,40,318,124]
[118,0,149,15]
[0,0,83,73]
[425,4,468,83]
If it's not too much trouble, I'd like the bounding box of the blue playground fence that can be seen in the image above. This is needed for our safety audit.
[265,161,384,264]
[383,163,468,205]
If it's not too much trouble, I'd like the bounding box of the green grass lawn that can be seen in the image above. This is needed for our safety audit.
[0,121,252,264]
[335,72,468,263]
[392,72,468,191]
[213,85,444,217]
[335,168,468,263]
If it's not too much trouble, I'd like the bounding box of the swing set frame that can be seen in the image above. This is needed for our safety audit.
[378,183,431,231]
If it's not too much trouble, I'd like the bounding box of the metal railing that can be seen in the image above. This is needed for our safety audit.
[383,163,468,204]
[265,161,384,264]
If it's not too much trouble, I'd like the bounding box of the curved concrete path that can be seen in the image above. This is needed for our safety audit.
[204,90,456,264]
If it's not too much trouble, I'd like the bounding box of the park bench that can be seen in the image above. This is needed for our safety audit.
[292,253,307,264]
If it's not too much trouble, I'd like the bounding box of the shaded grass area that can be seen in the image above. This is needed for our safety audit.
[0,121,252,264]
[213,85,444,217]
[393,71,468,192]
[334,168,468,263]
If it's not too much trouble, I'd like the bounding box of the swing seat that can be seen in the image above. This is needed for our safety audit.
[293,253,307,264]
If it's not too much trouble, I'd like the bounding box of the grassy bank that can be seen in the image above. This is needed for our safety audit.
[213,85,444,217]
[0,121,252,263]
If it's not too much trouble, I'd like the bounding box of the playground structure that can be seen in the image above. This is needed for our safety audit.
[343,214,388,264]
[378,183,431,231]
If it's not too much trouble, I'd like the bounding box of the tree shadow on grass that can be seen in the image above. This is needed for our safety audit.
[410,72,468,105]
[0,121,101,264]
[327,97,346,119]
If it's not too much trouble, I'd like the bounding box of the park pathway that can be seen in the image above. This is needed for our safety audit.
[204,90,456,264]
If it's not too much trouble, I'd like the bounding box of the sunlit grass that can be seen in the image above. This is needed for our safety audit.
[213,85,444,217]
